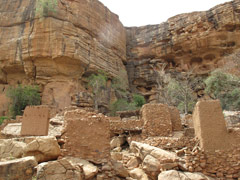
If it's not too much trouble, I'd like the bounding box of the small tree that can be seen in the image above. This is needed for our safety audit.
[205,70,240,110]
[166,72,197,114]
[112,70,129,99]
[7,85,41,118]
[36,0,58,17]
[88,71,107,111]
[150,63,169,104]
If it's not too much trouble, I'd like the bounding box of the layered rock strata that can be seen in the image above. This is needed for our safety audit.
[126,0,240,99]
[0,0,127,113]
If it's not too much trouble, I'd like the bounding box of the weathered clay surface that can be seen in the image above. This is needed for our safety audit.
[21,106,50,136]
[126,0,240,98]
[0,0,127,112]
[193,100,239,151]
[62,109,110,163]
[141,104,172,136]
[1,113,64,137]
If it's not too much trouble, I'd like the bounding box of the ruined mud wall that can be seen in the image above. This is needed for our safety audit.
[62,109,110,163]
[126,0,240,100]
[0,0,127,114]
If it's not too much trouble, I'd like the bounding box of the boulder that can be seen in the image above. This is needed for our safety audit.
[0,139,26,160]
[67,157,98,179]
[112,160,129,178]
[36,158,83,180]
[126,156,140,169]
[23,136,61,163]
[129,168,149,180]
[142,155,160,172]
[1,122,64,137]
[130,141,178,162]
[110,135,126,149]
[0,156,37,180]
[158,170,214,180]
[1,123,21,136]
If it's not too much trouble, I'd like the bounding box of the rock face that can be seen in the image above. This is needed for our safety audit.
[1,123,22,137]
[0,0,127,112]
[36,158,83,180]
[0,156,37,180]
[126,0,240,99]
[1,0,240,110]
[0,85,9,116]
[0,139,26,160]
[158,170,214,180]
[23,136,61,162]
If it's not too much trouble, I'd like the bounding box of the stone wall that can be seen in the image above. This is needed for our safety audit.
[110,104,182,136]
[62,109,110,163]
[184,146,240,179]
[141,104,172,136]
[185,100,240,179]
[109,117,143,135]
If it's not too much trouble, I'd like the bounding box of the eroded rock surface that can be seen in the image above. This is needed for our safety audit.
[126,0,240,100]
[0,0,128,112]
[0,139,26,160]
[23,136,61,162]
[158,170,214,180]
[0,156,37,180]
[36,158,83,180]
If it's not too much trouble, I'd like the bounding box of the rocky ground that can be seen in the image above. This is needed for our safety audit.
[0,104,239,180]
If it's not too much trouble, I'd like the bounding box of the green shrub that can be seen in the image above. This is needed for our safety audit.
[133,94,146,107]
[110,99,137,116]
[205,70,240,110]
[36,0,58,17]
[110,94,145,116]
[0,116,8,125]
[7,85,41,118]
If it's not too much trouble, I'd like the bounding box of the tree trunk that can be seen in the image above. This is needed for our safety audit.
[184,93,188,114]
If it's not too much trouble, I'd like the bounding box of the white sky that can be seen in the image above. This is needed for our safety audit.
[98,0,232,27]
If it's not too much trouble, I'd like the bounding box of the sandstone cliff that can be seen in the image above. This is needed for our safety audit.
[0,0,127,114]
[1,0,240,113]
[126,0,240,100]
